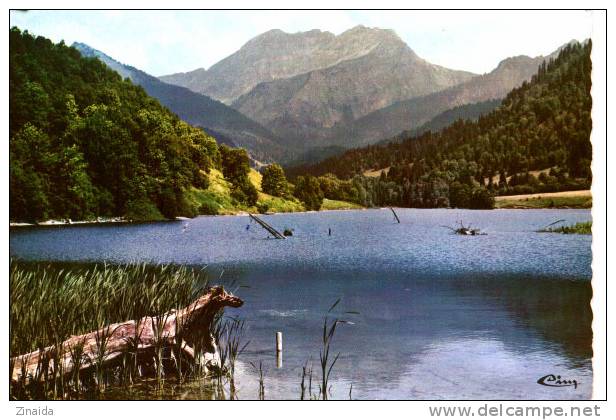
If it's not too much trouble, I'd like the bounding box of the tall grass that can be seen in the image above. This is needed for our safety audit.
[9,261,214,399]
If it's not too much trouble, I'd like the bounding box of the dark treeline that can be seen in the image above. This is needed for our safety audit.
[287,41,592,209]
[9,28,268,222]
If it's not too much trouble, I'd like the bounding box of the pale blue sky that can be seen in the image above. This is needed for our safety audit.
[9,10,595,76]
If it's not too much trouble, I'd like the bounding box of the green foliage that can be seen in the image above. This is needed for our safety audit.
[198,198,221,215]
[256,202,270,214]
[469,187,495,209]
[261,164,289,197]
[219,144,258,206]
[124,197,164,222]
[293,175,324,211]
[9,28,219,222]
[289,41,592,210]
[317,173,360,203]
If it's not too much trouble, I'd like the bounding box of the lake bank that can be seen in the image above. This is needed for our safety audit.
[9,188,593,228]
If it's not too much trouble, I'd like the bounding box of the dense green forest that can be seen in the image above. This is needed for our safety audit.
[9,28,227,222]
[288,41,592,209]
[393,99,502,142]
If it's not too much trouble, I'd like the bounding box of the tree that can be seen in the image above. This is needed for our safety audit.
[449,181,471,209]
[219,145,258,206]
[469,187,495,209]
[293,176,324,211]
[261,164,289,197]
[9,124,52,221]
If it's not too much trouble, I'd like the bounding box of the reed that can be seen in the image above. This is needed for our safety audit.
[9,260,216,400]
[538,220,592,234]
[318,299,343,400]
[250,361,265,400]
[224,318,249,398]
[300,358,314,400]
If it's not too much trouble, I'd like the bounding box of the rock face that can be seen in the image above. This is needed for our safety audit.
[73,43,290,162]
[160,26,475,149]
[162,26,464,105]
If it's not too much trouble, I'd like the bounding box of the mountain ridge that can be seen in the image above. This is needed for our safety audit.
[327,46,570,148]
[218,26,475,149]
[286,40,592,210]
[160,27,574,155]
[160,25,475,107]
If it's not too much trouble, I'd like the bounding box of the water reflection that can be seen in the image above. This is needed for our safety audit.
[222,270,592,400]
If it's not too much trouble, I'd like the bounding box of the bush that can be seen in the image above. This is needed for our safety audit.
[125,197,164,222]
[199,200,219,215]
[256,202,270,214]
[469,187,495,209]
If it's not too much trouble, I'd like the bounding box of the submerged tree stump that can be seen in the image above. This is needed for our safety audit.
[11,286,243,384]
[442,221,486,236]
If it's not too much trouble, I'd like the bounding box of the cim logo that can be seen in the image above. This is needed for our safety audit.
[537,374,579,389]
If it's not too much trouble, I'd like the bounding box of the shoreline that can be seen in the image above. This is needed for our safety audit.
[10,217,128,228]
[8,208,366,228]
[9,203,592,228]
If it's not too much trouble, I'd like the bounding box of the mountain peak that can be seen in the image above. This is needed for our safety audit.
[339,25,404,44]
[160,25,466,107]
[243,28,334,48]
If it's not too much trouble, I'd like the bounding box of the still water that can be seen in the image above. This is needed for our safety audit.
[10,209,593,399]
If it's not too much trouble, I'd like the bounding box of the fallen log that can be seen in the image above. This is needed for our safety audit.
[11,286,243,384]
[248,213,286,239]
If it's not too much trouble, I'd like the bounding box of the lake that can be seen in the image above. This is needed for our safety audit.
[9,208,593,400]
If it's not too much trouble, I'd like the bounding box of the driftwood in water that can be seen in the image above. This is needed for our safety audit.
[442,221,486,236]
[11,286,243,384]
[249,213,286,239]
[389,207,401,223]
[539,219,566,231]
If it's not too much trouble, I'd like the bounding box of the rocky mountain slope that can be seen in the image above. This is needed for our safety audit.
[160,26,475,149]
[334,53,554,147]
[161,29,576,160]
[161,26,473,105]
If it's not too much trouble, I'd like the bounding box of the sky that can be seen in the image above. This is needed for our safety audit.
[9,10,596,76]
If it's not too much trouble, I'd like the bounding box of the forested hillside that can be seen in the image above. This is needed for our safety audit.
[288,41,592,209]
[10,28,354,221]
[73,43,289,163]
[10,28,223,222]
